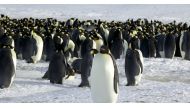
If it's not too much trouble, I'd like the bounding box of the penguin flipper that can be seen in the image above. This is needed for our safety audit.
[33,38,38,56]
[181,32,186,52]
[109,53,119,94]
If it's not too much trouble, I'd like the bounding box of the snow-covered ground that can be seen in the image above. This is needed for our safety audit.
[1,4,190,103]
[1,58,190,103]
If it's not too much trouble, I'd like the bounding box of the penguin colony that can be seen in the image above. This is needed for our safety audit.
[0,14,190,102]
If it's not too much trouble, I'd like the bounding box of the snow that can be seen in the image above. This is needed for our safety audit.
[1,4,190,103]
[1,58,190,103]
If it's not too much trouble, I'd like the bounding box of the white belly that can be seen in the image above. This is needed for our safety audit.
[90,54,118,103]
[135,73,142,85]
[159,51,165,58]
[9,73,15,87]
[180,31,185,59]
[95,39,104,52]
[11,49,17,71]
[31,33,43,63]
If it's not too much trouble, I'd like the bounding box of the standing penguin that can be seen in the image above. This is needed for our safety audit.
[43,32,55,61]
[90,45,119,103]
[47,36,67,84]
[180,30,190,60]
[22,30,37,62]
[98,23,109,46]
[140,36,149,57]
[125,46,143,86]
[155,34,166,58]
[62,34,75,62]
[148,36,157,58]
[164,33,176,59]
[108,28,124,59]
[78,36,95,87]
[0,34,16,89]
[29,30,44,63]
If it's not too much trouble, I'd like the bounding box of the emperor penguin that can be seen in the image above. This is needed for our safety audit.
[42,36,75,81]
[63,34,75,62]
[98,23,109,46]
[47,36,67,84]
[108,28,124,59]
[78,36,95,87]
[43,32,55,61]
[0,35,16,89]
[155,34,166,58]
[180,30,190,60]
[125,44,144,86]
[90,45,119,103]
[29,30,44,63]
[164,33,176,59]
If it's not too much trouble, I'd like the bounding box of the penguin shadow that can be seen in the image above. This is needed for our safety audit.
[17,66,48,73]
[14,78,78,89]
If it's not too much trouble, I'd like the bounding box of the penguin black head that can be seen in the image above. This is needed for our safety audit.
[100,45,110,54]
[0,34,14,49]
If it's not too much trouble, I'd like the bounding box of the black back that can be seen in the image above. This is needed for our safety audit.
[43,36,55,61]
[164,34,176,58]
[174,34,181,57]
[125,49,142,86]
[71,29,82,57]
[0,48,15,88]
[14,34,23,57]
[80,37,93,58]
[22,36,37,61]
[155,34,166,57]
[181,31,190,60]
[148,37,157,57]
[140,37,149,57]
[109,29,124,59]
[71,58,82,74]
[79,38,94,87]
[48,51,67,84]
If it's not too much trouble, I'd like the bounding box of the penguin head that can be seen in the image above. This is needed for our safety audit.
[54,36,63,45]
[0,34,14,49]
[100,45,110,54]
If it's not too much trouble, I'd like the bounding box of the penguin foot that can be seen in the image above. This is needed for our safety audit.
[42,71,49,79]
[78,83,90,87]
[125,83,136,86]
[42,75,49,79]
[50,80,62,84]
[27,58,35,63]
